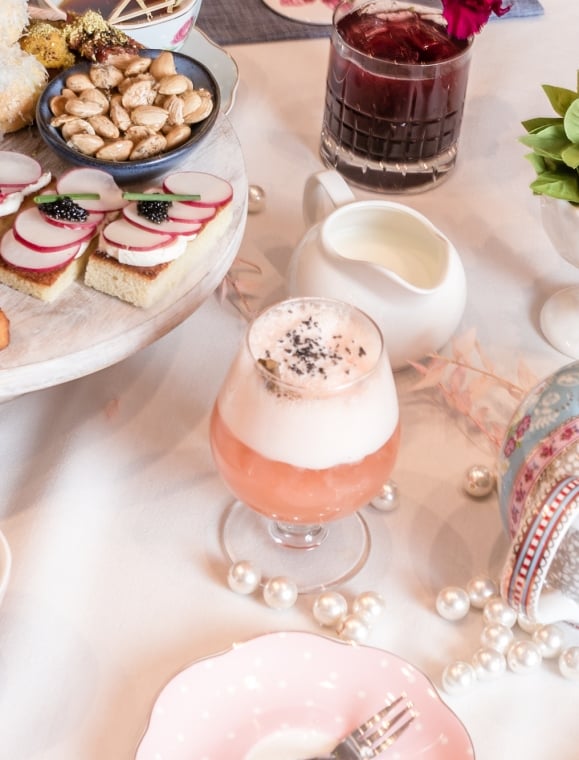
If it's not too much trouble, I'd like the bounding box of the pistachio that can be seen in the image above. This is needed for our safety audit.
[130,133,167,160]
[131,105,169,131]
[156,74,191,96]
[109,100,132,132]
[68,133,105,156]
[64,98,105,118]
[184,93,213,124]
[50,113,80,128]
[181,90,202,117]
[124,125,155,142]
[61,118,95,140]
[164,124,191,150]
[80,88,110,112]
[124,56,152,76]
[49,94,70,117]
[89,64,124,90]
[149,50,176,79]
[88,115,120,140]
[96,139,134,161]
[163,94,185,126]
[65,72,95,92]
[121,79,156,109]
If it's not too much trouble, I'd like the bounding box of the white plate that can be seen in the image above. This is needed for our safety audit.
[181,26,240,114]
[135,631,475,760]
[0,115,247,402]
[261,0,338,26]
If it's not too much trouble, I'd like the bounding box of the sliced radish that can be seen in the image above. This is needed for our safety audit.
[0,152,42,188]
[1,229,79,271]
[42,208,105,231]
[163,172,233,208]
[167,202,217,224]
[102,217,176,251]
[1,183,28,192]
[57,168,127,212]
[13,207,96,252]
[122,203,201,238]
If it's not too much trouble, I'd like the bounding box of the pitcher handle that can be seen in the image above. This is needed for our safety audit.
[303,170,356,228]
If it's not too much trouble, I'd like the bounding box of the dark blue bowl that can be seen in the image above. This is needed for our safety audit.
[36,49,220,186]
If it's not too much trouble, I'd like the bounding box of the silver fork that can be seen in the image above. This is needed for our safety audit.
[305,695,416,760]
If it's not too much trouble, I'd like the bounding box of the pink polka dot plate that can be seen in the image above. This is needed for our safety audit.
[135,631,474,760]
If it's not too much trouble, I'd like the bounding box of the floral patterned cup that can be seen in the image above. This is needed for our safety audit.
[498,361,579,626]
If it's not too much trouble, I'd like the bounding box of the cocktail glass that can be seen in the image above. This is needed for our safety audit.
[210,297,400,592]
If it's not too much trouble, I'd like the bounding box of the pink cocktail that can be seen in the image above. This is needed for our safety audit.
[210,297,400,591]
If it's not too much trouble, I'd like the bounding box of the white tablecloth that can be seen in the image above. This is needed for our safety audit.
[1,2,579,758]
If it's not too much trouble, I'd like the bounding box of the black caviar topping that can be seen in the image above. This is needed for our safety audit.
[137,199,171,224]
[39,196,89,222]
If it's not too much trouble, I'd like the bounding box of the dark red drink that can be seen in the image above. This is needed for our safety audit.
[320,1,472,193]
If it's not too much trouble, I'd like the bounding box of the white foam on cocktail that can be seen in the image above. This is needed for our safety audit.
[245,727,335,760]
[218,299,398,470]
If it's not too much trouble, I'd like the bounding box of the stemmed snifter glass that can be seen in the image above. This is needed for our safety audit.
[210,296,400,593]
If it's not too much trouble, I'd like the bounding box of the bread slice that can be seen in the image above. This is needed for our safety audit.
[0,188,96,302]
[0,247,91,302]
[84,204,232,308]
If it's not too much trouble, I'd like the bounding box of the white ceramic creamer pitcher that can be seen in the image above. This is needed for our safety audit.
[287,170,467,370]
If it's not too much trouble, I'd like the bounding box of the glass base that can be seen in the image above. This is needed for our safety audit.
[320,128,457,194]
[221,501,371,594]
[540,286,579,359]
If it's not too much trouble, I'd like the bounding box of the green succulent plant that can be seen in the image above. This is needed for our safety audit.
[520,71,579,203]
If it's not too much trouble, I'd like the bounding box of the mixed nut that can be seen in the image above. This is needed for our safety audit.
[48,51,214,162]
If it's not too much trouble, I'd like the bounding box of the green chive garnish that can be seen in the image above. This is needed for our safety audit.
[122,192,201,202]
[34,193,101,203]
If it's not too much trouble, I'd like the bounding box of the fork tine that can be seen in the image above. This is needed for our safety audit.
[373,706,416,754]
[351,695,405,741]
[351,696,416,757]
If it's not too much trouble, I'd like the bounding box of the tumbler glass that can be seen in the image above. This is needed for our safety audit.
[320,0,473,193]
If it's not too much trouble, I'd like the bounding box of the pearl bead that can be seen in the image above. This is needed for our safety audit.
[463,464,496,498]
[263,576,298,609]
[337,614,370,643]
[441,661,477,695]
[483,596,517,628]
[480,623,514,653]
[472,647,507,681]
[247,184,266,214]
[436,586,470,621]
[370,480,400,512]
[532,624,566,658]
[506,640,543,674]
[517,613,539,634]
[466,575,497,609]
[352,591,386,624]
[313,591,348,627]
[227,560,262,594]
[559,647,579,680]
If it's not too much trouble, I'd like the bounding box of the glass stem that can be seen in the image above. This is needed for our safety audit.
[269,521,329,549]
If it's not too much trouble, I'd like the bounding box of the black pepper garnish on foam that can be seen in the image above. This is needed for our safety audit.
[39,196,89,222]
[258,309,368,392]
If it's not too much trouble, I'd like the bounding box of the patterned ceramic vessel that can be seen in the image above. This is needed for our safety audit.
[498,361,579,625]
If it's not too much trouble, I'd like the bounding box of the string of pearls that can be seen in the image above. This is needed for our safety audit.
[226,559,386,642]
[435,574,579,692]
